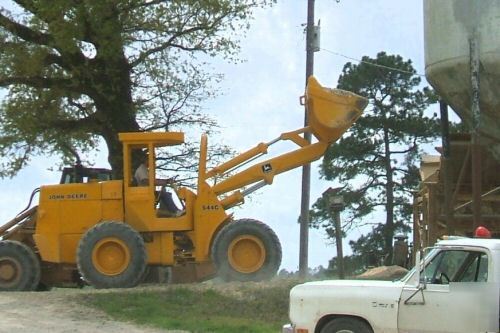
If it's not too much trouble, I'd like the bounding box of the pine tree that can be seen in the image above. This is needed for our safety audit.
[311,52,439,263]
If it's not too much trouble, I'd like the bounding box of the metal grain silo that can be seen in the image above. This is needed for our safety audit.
[424,0,500,156]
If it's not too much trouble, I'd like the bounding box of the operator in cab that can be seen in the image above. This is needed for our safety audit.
[134,155,182,217]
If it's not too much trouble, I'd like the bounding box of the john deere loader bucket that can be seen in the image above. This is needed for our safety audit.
[306,76,368,143]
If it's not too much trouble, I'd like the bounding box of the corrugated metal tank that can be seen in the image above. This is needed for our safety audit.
[424,0,500,156]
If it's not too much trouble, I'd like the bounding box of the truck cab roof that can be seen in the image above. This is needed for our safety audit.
[435,237,500,251]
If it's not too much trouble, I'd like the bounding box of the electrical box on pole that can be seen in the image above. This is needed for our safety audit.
[312,25,320,52]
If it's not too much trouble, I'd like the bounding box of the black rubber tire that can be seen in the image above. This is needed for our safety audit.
[211,219,282,282]
[320,318,373,333]
[0,240,41,291]
[77,221,147,289]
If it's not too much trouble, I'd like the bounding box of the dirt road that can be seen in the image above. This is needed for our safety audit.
[0,289,174,333]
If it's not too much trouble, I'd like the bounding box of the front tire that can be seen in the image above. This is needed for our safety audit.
[0,240,40,291]
[77,222,147,288]
[320,318,373,333]
[211,219,282,282]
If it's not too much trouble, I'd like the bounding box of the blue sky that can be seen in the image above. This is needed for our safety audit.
[0,1,439,271]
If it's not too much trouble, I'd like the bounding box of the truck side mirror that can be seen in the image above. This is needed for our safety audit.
[403,250,427,306]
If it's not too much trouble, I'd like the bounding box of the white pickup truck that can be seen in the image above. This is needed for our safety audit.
[283,236,500,333]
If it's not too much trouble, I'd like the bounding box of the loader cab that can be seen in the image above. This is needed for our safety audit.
[118,132,192,232]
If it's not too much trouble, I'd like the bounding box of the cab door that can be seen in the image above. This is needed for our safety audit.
[398,249,499,333]
[122,144,157,230]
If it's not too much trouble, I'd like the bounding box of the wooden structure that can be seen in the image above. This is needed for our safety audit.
[413,134,500,252]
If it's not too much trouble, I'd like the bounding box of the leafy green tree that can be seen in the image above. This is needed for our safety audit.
[311,52,439,263]
[0,1,271,178]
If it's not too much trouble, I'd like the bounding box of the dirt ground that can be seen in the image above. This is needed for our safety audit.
[0,288,181,333]
[356,265,409,280]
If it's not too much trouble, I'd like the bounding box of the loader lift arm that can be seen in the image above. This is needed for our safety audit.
[202,76,368,209]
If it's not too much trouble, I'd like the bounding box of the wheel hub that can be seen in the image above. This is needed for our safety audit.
[0,257,21,286]
[228,235,266,273]
[92,237,130,276]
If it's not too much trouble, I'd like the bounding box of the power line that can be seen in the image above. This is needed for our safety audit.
[321,48,426,77]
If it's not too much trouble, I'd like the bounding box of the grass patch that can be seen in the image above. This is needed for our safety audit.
[78,279,301,333]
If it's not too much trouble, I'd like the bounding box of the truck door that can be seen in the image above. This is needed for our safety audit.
[398,249,499,333]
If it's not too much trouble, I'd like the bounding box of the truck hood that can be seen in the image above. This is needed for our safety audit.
[289,279,406,331]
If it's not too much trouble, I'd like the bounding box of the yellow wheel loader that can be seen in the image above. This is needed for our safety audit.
[0,77,367,290]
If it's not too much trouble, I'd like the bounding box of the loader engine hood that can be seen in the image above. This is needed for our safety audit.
[289,279,405,331]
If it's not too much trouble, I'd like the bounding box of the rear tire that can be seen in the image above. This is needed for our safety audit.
[0,240,40,291]
[77,222,147,288]
[320,317,373,333]
[211,219,282,282]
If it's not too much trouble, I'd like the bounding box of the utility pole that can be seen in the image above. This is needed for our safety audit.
[470,32,482,231]
[299,0,316,278]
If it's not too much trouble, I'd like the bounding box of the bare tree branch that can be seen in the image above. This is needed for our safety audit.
[0,75,73,89]
[130,13,229,67]
[48,116,101,133]
[7,1,89,64]
[0,11,52,46]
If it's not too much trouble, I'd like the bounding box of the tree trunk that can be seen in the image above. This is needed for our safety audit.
[86,20,140,179]
[97,91,140,179]
[93,60,140,179]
